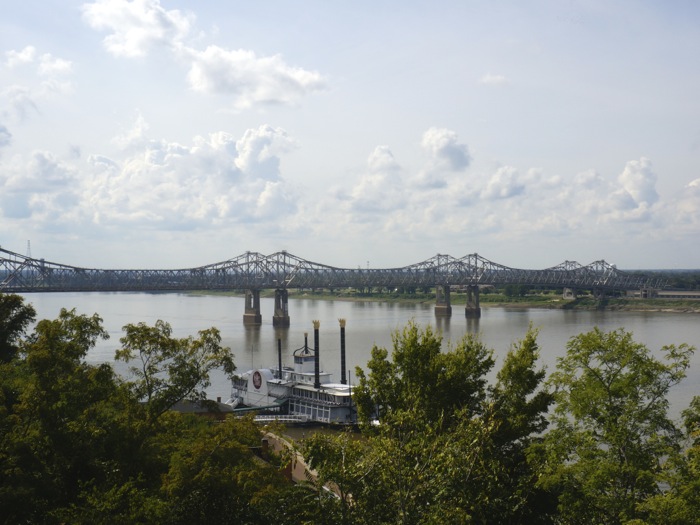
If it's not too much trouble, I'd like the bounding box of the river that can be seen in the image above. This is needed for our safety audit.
[22,291,700,419]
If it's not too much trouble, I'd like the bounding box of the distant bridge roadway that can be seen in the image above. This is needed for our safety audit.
[0,247,665,324]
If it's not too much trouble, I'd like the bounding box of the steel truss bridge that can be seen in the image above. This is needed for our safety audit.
[1,247,665,323]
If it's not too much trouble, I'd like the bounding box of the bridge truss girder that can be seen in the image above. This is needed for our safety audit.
[0,248,666,294]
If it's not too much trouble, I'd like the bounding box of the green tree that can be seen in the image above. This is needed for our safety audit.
[0,308,142,523]
[298,430,366,524]
[634,395,700,525]
[117,320,236,422]
[538,327,694,525]
[160,416,289,525]
[0,305,290,525]
[484,326,556,523]
[353,321,494,429]
[0,292,36,362]
[305,323,553,525]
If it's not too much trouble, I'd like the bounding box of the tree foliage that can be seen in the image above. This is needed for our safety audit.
[0,297,294,525]
[353,321,494,429]
[634,395,700,525]
[0,308,136,523]
[537,327,694,525]
[3,294,699,525]
[305,322,554,524]
[0,292,36,362]
[116,320,236,422]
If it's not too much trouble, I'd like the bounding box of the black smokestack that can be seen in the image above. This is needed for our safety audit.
[277,338,282,380]
[313,320,320,389]
[339,318,347,385]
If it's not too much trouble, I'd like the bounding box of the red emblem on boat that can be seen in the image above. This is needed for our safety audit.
[252,370,262,390]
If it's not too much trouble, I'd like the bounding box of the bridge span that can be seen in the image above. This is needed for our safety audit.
[0,247,665,325]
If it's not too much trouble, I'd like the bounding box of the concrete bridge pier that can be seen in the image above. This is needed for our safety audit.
[465,285,481,318]
[435,284,452,317]
[563,288,577,299]
[273,288,290,327]
[243,289,262,326]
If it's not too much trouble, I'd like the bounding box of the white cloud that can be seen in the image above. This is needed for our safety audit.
[82,0,193,57]
[348,146,406,215]
[483,165,525,200]
[0,151,80,220]
[234,125,296,180]
[5,46,37,68]
[573,158,660,224]
[1,85,38,120]
[0,125,11,149]
[186,46,327,109]
[479,72,509,85]
[38,54,73,77]
[617,157,659,206]
[574,169,605,190]
[421,127,471,171]
[1,47,74,120]
[83,121,298,229]
[255,181,296,220]
[112,112,151,150]
[664,178,700,234]
[81,1,327,109]
[0,119,300,233]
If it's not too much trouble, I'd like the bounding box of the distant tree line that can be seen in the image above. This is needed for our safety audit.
[646,270,700,290]
[1,292,699,524]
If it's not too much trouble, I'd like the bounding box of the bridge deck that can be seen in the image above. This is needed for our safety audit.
[0,248,665,293]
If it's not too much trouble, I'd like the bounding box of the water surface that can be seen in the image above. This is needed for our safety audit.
[24,292,700,418]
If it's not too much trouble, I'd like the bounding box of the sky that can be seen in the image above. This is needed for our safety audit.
[1,0,699,271]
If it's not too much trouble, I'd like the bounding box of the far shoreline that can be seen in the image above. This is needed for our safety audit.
[185,289,700,314]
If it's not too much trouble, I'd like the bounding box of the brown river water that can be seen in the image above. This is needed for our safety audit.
[24,291,700,420]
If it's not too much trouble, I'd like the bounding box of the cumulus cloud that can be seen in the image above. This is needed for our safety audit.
[0,125,11,149]
[185,46,326,109]
[112,112,151,150]
[0,151,80,220]
[413,127,470,189]
[1,85,38,120]
[479,72,509,85]
[234,125,296,179]
[617,157,659,206]
[574,168,605,190]
[483,166,525,200]
[0,118,301,234]
[4,46,73,80]
[421,127,471,171]
[579,158,660,224]
[5,46,37,68]
[348,146,406,214]
[83,121,299,228]
[38,53,73,77]
[1,47,74,120]
[663,178,700,233]
[82,0,193,57]
[319,139,673,248]
[82,0,327,109]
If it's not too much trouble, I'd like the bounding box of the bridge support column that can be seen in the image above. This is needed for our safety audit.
[243,289,262,326]
[435,284,452,317]
[465,285,481,318]
[273,288,290,327]
[563,288,577,299]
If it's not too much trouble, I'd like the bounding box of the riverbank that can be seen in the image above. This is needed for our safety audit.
[187,290,700,313]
